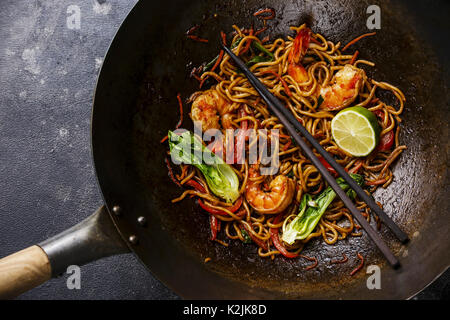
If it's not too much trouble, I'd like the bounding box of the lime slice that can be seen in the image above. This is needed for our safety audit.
[331,106,381,157]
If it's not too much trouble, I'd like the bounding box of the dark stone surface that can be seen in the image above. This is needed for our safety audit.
[0,0,447,299]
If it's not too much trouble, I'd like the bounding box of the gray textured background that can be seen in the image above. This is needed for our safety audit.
[0,0,447,299]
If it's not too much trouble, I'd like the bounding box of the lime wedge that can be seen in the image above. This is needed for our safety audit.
[331,106,381,157]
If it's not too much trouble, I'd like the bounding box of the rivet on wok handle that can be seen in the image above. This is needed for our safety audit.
[112,206,121,216]
[137,216,147,227]
[128,235,138,245]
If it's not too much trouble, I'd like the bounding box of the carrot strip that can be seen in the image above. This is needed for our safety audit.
[349,50,359,65]
[165,157,181,187]
[282,139,292,151]
[220,31,227,46]
[186,25,200,35]
[254,26,268,36]
[199,77,207,89]
[331,253,349,264]
[187,35,209,43]
[210,50,224,74]
[175,94,184,129]
[199,50,224,89]
[342,32,376,51]
[349,160,363,174]
[365,178,388,186]
[260,70,291,97]
[160,135,168,143]
[300,254,318,271]
[240,28,254,55]
[350,253,365,276]
[253,8,275,20]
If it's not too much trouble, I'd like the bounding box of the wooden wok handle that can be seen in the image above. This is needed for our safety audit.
[0,206,129,299]
[0,245,51,299]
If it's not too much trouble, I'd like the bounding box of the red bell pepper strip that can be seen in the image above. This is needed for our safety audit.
[377,130,394,152]
[269,214,299,258]
[373,109,392,127]
[318,156,338,177]
[185,179,206,193]
[210,214,220,241]
[198,197,243,216]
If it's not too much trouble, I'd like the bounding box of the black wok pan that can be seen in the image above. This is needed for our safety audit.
[0,0,448,299]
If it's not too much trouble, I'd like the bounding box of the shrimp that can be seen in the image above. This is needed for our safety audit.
[287,27,311,84]
[245,165,295,214]
[318,64,364,111]
[190,89,233,131]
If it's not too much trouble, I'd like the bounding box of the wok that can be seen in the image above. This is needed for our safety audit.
[0,0,448,299]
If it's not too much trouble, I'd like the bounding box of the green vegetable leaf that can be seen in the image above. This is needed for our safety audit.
[317,95,324,108]
[281,174,364,244]
[251,41,274,60]
[246,55,272,67]
[168,130,240,203]
[241,229,252,244]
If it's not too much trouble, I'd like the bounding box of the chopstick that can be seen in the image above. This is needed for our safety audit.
[222,44,408,268]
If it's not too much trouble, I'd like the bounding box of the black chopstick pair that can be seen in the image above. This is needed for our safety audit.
[222,44,408,268]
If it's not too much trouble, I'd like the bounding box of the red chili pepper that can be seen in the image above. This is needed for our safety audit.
[198,197,243,216]
[318,156,338,177]
[269,214,298,259]
[209,214,220,240]
[377,130,394,152]
[185,179,206,193]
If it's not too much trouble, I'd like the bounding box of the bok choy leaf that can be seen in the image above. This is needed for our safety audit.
[168,130,240,203]
[282,173,364,244]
